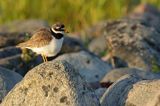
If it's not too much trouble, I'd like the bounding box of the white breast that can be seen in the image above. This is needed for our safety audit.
[30,37,64,57]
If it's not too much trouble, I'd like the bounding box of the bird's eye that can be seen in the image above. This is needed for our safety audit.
[55,27,60,29]
[61,25,64,28]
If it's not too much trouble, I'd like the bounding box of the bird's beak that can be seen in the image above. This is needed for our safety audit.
[64,29,69,33]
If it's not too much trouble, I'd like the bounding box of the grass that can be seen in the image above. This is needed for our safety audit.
[151,57,160,73]
[0,0,160,32]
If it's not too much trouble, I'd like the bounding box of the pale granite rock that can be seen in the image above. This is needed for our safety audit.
[1,60,100,106]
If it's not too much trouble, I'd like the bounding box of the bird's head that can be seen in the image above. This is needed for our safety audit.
[51,22,68,34]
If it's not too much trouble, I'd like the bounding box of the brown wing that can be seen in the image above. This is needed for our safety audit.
[17,28,52,48]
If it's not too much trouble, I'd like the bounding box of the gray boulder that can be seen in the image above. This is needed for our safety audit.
[0,32,26,48]
[100,68,160,87]
[88,35,106,55]
[94,88,106,100]
[60,36,86,54]
[0,52,42,76]
[1,60,100,106]
[55,51,111,83]
[0,54,22,70]
[0,67,22,102]
[100,74,160,106]
[104,18,160,71]
[0,46,21,59]
[86,5,160,71]
[130,3,160,32]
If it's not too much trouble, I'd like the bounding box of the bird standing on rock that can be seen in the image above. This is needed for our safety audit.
[17,22,68,62]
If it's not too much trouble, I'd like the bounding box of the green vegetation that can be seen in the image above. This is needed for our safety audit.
[151,57,160,73]
[0,0,160,31]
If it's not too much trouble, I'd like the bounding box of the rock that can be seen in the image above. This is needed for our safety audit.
[104,18,160,71]
[0,54,22,70]
[125,80,160,106]
[60,36,86,54]
[0,20,48,33]
[1,60,100,106]
[0,32,27,48]
[85,5,160,71]
[94,88,106,100]
[102,56,128,68]
[0,53,42,76]
[100,73,160,106]
[100,74,149,106]
[55,51,112,83]
[132,3,160,15]
[100,68,160,87]
[88,35,107,55]
[0,46,21,59]
[0,67,22,102]
[130,3,160,32]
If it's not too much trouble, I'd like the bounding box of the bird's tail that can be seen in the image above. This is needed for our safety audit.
[16,42,28,48]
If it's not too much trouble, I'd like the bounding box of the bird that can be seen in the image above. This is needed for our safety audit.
[17,22,68,62]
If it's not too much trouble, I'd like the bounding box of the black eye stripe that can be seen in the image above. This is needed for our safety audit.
[50,28,64,39]
[54,29,59,31]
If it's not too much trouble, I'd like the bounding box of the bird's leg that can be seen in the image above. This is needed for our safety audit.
[41,54,46,62]
[44,55,48,62]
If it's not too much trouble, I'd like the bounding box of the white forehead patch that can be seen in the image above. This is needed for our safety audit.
[52,28,65,34]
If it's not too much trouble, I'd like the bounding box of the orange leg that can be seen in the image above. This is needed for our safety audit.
[41,54,45,62]
[44,55,48,62]
[41,54,48,62]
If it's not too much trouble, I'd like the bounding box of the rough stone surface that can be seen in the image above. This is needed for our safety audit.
[0,52,42,76]
[60,36,86,54]
[94,88,106,100]
[89,4,160,71]
[100,68,160,87]
[130,3,160,32]
[88,35,106,55]
[0,32,27,48]
[55,51,111,83]
[125,80,160,106]
[100,74,160,106]
[104,18,160,71]
[1,60,100,106]
[0,20,48,33]
[0,67,22,102]
[0,54,22,70]
[0,46,21,59]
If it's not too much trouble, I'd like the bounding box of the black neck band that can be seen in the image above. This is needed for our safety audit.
[50,28,64,39]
